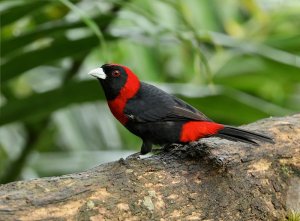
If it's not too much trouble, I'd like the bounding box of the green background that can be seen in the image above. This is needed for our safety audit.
[1,0,299,183]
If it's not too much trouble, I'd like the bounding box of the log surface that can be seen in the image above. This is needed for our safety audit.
[0,114,299,221]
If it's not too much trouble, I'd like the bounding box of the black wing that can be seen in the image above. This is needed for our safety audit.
[124,82,211,123]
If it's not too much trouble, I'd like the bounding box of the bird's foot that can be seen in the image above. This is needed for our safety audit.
[126,152,141,160]
[151,147,164,154]
[152,143,182,154]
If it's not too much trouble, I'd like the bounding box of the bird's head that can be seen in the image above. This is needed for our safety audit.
[88,63,140,100]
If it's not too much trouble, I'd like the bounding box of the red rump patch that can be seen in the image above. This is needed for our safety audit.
[108,66,140,125]
[180,121,224,142]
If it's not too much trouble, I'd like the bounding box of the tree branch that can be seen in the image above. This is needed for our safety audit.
[0,114,299,220]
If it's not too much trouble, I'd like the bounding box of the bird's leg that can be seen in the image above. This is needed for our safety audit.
[126,140,152,160]
[140,140,152,155]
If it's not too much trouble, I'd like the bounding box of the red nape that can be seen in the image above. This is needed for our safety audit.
[180,121,224,142]
[108,66,140,125]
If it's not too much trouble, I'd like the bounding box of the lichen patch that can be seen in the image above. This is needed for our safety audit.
[186,211,201,220]
[248,159,271,173]
[167,194,178,200]
[117,203,130,211]
[143,196,154,211]
[170,209,181,218]
[90,188,111,200]
[19,200,82,221]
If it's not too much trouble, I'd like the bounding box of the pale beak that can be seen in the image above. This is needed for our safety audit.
[88,67,106,79]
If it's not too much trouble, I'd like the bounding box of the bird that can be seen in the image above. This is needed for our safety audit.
[88,63,274,155]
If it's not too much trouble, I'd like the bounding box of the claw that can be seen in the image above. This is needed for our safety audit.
[126,152,141,160]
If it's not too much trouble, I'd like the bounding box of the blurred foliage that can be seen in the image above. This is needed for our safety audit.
[0,0,299,183]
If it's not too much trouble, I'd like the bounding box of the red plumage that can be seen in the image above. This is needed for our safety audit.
[180,121,224,142]
[107,66,140,125]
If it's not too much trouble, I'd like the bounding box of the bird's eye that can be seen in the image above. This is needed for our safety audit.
[112,70,121,77]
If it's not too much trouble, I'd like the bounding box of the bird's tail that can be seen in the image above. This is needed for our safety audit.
[216,126,274,146]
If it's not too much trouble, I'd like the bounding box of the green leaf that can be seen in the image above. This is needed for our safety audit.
[1,14,113,57]
[214,54,300,104]
[265,34,300,52]
[0,1,46,27]
[0,80,104,126]
[198,31,300,68]
[1,36,99,83]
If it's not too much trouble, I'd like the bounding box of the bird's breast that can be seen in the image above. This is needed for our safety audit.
[108,98,128,125]
[106,73,141,125]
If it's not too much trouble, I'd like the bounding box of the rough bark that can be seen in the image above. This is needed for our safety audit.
[0,114,299,221]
